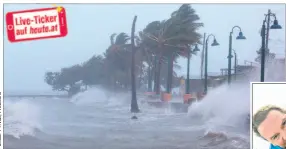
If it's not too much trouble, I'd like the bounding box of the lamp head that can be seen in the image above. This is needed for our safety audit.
[193,44,200,52]
[236,31,246,40]
[211,39,219,46]
[270,20,282,29]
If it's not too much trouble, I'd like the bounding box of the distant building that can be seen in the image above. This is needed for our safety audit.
[179,75,224,96]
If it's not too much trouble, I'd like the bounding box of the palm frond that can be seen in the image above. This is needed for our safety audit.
[115,32,130,45]
[110,33,116,45]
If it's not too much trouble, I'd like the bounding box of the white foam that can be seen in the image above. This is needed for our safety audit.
[4,99,42,138]
[69,86,165,112]
[187,58,284,140]
[69,86,110,105]
[188,84,250,133]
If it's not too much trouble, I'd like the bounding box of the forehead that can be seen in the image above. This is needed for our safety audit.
[265,110,285,121]
[258,110,285,139]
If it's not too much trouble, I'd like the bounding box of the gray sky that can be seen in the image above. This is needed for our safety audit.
[3,4,285,92]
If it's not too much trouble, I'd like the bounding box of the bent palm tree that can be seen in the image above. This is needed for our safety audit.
[104,33,131,90]
[142,4,203,95]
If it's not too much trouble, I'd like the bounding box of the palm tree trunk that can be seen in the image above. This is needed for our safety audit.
[139,62,143,88]
[153,55,158,92]
[130,15,140,113]
[113,76,116,93]
[125,71,128,90]
[145,51,153,92]
[155,51,163,95]
[151,56,155,88]
[166,53,174,93]
[147,64,152,92]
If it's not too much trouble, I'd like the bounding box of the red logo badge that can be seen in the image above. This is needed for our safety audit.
[6,7,68,42]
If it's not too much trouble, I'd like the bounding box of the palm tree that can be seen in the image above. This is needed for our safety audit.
[159,59,182,89]
[135,32,157,92]
[104,33,131,91]
[142,4,203,95]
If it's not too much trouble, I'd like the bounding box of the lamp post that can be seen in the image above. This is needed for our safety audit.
[260,9,282,82]
[184,44,200,103]
[204,34,219,95]
[227,26,246,85]
[232,49,237,81]
[130,15,140,119]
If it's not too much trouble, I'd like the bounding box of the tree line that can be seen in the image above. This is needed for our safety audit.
[44,4,204,96]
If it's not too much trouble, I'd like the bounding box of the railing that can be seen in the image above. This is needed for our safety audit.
[244,60,259,67]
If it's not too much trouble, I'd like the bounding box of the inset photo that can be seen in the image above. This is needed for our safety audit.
[2,3,285,149]
[252,83,286,149]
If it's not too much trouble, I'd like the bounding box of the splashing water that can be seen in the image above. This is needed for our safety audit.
[3,59,284,149]
[187,58,284,148]
[4,98,42,138]
[70,87,110,105]
[188,83,250,134]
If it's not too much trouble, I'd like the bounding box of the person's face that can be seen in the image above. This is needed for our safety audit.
[258,110,286,148]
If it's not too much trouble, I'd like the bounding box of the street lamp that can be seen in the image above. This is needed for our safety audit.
[260,9,282,82]
[130,15,140,119]
[204,34,219,94]
[232,49,237,81]
[184,44,200,103]
[227,26,246,85]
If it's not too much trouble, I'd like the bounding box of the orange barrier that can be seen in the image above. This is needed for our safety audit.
[161,93,172,102]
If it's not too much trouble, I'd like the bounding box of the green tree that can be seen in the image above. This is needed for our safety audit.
[44,64,83,96]
[43,4,204,98]
[81,55,105,88]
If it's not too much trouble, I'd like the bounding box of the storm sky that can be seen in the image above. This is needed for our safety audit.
[3,4,285,92]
